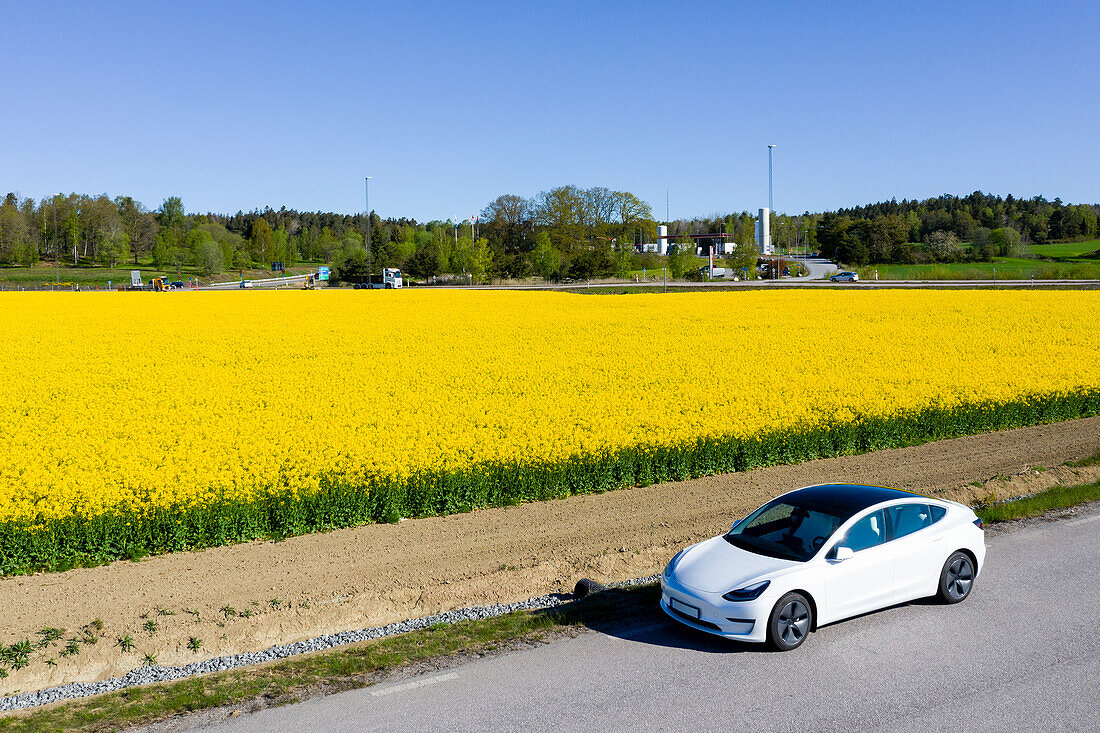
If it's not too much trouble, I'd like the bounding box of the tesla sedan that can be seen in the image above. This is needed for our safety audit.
[660,484,985,650]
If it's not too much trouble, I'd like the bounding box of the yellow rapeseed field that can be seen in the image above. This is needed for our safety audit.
[0,290,1097,568]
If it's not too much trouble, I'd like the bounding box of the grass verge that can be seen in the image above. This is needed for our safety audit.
[976,479,1100,524]
[0,586,657,732]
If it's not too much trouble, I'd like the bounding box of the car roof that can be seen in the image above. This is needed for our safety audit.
[780,483,925,516]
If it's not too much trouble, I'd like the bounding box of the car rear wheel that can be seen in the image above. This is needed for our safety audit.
[937,551,975,604]
[767,592,813,651]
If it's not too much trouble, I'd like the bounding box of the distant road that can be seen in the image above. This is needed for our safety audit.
[199,274,313,290]
[202,505,1100,733]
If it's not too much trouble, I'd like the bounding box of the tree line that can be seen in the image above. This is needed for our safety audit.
[2,188,1096,280]
[816,192,1100,266]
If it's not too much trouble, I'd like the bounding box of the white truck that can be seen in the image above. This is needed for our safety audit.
[353,268,404,289]
[699,266,727,279]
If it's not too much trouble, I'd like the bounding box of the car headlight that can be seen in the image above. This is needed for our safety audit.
[722,580,770,601]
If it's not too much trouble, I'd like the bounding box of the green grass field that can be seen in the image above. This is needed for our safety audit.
[853,257,1100,281]
[1027,239,1100,260]
[0,261,322,289]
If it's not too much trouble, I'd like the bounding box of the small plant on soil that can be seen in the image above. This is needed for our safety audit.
[36,628,65,648]
[240,609,254,619]
[156,606,175,617]
[142,653,158,666]
[91,619,104,631]
[299,600,310,609]
[143,620,159,637]
[220,605,236,619]
[117,635,135,653]
[269,598,281,610]
[61,639,81,657]
[184,608,202,622]
[187,637,203,652]
[45,657,56,667]
[5,639,32,670]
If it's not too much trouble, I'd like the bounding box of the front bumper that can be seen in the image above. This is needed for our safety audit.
[660,575,771,643]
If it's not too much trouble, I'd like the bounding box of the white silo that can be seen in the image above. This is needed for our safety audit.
[657,225,669,255]
[756,208,772,255]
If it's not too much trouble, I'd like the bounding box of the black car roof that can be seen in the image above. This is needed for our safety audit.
[780,484,923,517]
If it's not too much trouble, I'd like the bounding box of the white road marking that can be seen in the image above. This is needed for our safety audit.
[370,672,459,697]
[1066,514,1100,527]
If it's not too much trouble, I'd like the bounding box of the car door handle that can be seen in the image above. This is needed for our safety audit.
[930,536,943,542]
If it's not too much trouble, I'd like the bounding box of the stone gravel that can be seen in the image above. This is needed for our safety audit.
[0,579,659,713]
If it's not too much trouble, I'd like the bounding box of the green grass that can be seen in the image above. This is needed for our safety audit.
[0,585,656,732]
[2,389,1097,576]
[1027,239,1100,260]
[976,479,1100,524]
[0,260,322,289]
[853,257,1100,280]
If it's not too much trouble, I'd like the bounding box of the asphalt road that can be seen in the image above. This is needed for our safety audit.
[202,507,1100,733]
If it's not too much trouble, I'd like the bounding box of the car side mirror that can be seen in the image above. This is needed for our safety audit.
[833,546,854,562]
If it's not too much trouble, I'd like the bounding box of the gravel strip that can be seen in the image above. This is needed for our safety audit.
[0,587,598,712]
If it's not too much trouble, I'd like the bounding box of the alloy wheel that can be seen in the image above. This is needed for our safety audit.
[778,600,810,645]
[946,556,973,599]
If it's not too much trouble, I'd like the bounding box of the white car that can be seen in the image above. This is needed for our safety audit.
[661,484,985,650]
[830,271,859,282]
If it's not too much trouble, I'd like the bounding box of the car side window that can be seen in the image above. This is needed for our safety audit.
[888,504,933,540]
[838,510,885,552]
[930,505,946,523]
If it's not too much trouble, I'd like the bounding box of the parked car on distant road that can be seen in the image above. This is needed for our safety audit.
[830,271,859,282]
[661,483,985,650]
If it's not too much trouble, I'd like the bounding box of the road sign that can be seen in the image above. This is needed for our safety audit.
[317,266,330,281]
[271,261,284,272]
[130,270,142,287]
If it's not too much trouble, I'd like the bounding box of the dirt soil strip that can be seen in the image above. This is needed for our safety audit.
[2,416,1098,697]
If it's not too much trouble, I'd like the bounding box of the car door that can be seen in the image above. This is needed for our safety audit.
[822,509,896,622]
[887,503,944,601]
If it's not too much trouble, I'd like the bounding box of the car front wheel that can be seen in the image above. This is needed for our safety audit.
[767,592,813,651]
[937,551,975,604]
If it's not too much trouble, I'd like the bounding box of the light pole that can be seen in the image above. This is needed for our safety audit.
[364,176,373,256]
[767,145,776,212]
[767,145,776,278]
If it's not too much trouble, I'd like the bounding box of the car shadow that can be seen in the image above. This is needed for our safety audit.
[534,587,766,655]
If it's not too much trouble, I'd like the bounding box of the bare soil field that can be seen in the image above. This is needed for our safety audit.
[2,416,1098,696]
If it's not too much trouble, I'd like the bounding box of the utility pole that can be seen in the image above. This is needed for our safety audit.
[666,188,670,223]
[364,176,373,257]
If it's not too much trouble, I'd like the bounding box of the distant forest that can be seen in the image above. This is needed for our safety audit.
[0,188,1097,281]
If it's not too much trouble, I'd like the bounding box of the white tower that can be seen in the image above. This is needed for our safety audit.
[657,225,669,255]
[756,208,772,255]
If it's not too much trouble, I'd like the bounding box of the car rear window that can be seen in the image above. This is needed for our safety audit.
[930,505,947,523]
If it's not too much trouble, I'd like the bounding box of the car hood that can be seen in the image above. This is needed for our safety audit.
[669,536,799,593]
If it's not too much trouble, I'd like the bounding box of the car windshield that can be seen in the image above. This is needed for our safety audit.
[725,500,849,562]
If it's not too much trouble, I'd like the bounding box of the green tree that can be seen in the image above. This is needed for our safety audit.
[724,240,758,279]
[530,232,562,280]
[196,238,224,276]
[96,232,129,268]
[249,218,274,265]
[667,237,697,279]
[408,240,443,278]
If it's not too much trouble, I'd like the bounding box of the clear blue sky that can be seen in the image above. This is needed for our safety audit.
[3,0,1097,221]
